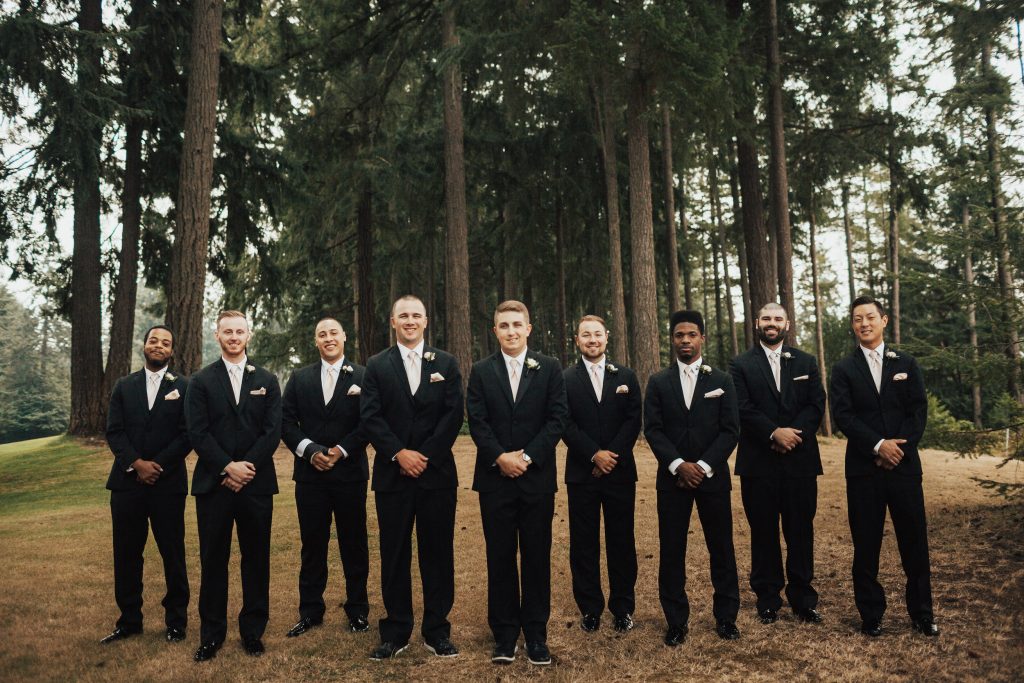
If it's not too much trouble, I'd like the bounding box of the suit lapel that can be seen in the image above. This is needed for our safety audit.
[413,346,433,399]
[754,348,781,400]
[668,363,687,412]
[513,352,537,408]
[575,361,599,406]
[214,361,241,414]
[778,347,794,402]
[133,371,150,416]
[237,362,255,409]
[599,365,616,403]
[688,365,708,414]
[851,349,879,397]
[879,351,897,395]
[327,363,353,412]
[492,353,515,407]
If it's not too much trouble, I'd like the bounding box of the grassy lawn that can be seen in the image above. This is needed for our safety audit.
[0,435,1020,682]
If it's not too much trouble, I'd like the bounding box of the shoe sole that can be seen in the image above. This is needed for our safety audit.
[423,642,459,658]
[369,644,407,661]
[491,646,517,664]
[528,656,552,666]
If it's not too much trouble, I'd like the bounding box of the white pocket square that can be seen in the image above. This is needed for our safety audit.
[250,387,267,396]
[792,375,809,381]
[429,372,445,383]
[615,385,629,394]
[704,388,725,398]
[164,389,180,400]
[893,372,908,381]
[346,385,362,395]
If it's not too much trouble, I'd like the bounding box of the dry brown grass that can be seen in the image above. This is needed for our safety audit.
[0,436,1021,682]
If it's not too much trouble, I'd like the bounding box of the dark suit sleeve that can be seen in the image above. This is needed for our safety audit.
[561,373,601,459]
[793,359,826,437]
[281,371,306,456]
[731,358,777,443]
[152,379,192,469]
[644,375,681,470]
[829,361,883,457]
[105,378,141,471]
[606,370,643,456]
[247,372,282,468]
[186,374,233,475]
[896,357,928,446]
[523,362,569,469]
[359,359,405,459]
[698,374,740,472]
[419,357,465,464]
[467,364,505,463]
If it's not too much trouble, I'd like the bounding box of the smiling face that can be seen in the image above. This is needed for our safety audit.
[142,327,174,371]
[672,322,704,364]
[851,302,887,349]
[391,298,427,348]
[315,318,346,363]
[576,320,608,362]
[215,315,251,363]
[756,304,789,348]
[494,310,532,357]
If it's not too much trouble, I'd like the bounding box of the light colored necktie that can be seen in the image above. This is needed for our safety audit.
[590,365,603,402]
[869,350,882,392]
[770,351,781,392]
[683,366,695,408]
[324,366,336,404]
[406,351,420,394]
[229,365,242,404]
[147,373,160,410]
[509,359,520,400]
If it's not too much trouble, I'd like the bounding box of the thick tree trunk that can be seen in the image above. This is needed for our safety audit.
[862,172,876,296]
[679,174,693,309]
[709,157,726,366]
[808,191,832,436]
[963,203,983,427]
[442,5,472,390]
[728,143,753,348]
[662,104,681,313]
[356,180,375,364]
[556,195,568,366]
[69,0,105,436]
[167,0,223,375]
[713,159,739,358]
[885,75,901,345]
[841,180,857,303]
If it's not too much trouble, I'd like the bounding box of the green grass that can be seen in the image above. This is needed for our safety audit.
[0,435,110,516]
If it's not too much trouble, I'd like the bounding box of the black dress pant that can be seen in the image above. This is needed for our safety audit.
[196,487,273,643]
[295,480,369,622]
[740,475,818,612]
[567,482,637,618]
[479,487,555,644]
[374,487,456,645]
[657,486,740,627]
[110,489,189,631]
[846,472,933,623]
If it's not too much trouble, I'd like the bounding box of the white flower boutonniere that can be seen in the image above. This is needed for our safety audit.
[525,358,540,371]
[341,364,354,375]
[700,364,712,375]
[423,351,436,362]
[245,364,255,374]
[163,372,176,382]
[885,350,899,360]
[781,351,793,361]
[606,363,619,374]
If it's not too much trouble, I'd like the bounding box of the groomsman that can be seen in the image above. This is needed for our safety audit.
[644,310,741,645]
[186,310,282,661]
[830,296,937,637]
[561,315,642,633]
[281,318,370,638]
[102,325,191,644]
[730,303,825,625]
[468,300,568,666]
[360,295,464,660]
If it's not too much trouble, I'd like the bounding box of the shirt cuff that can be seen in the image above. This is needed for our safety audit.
[522,453,532,463]
[873,439,884,455]
[590,452,598,462]
[697,460,714,478]
[668,458,684,475]
[337,445,348,460]
[769,429,777,442]
[297,438,312,459]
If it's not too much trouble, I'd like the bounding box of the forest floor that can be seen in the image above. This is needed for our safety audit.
[0,434,1021,682]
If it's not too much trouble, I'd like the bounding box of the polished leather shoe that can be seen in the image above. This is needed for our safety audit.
[664,624,688,646]
[758,608,779,624]
[243,638,265,656]
[424,637,459,657]
[369,641,408,660]
[613,614,635,632]
[165,627,186,642]
[526,641,551,665]
[794,608,823,624]
[581,613,600,632]
[491,642,517,664]
[349,615,370,632]
[911,618,940,636]
[286,616,322,638]
[193,641,222,662]
[860,619,883,637]
[716,621,741,640]
[100,627,141,644]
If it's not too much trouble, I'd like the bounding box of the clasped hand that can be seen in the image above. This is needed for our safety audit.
[771,427,803,453]
[874,438,907,470]
[675,461,705,489]
[132,458,163,485]
[496,450,528,478]
[396,449,428,478]
[221,460,256,492]
[311,446,344,472]
[591,450,619,478]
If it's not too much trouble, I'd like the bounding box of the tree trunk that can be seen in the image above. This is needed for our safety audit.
[68,0,105,436]
[728,142,752,348]
[841,180,857,303]
[556,195,568,366]
[442,5,472,390]
[679,172,693,309]
[167,0,223,375]
[356,180,375,364]
[963,202,983,427]
[662,104,681,313]
[709,157,726,366]
[808,190,832,436]
[885,72,901,345]
[862,172,875,296]
[713,159,739,358]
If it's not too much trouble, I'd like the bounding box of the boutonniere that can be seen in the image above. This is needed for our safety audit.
[341,364,354,375]
[606,363,619,374]
[163,372,176,382]
[781,351,793,361]
[423,351,436,362]
[245,364,255,373]
[525,358,540,371]
[700,364,712,375]
[885,350,899,360]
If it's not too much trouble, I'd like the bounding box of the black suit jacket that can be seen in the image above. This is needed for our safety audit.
[561,359,642,486]
[360,345,464,492]
[185,359,282,496]
[468,350,569,495]
[105,369,192,494]
[730,345,824,478]
[281,360,370,484]
[830,347,928,478]
[643,362,740,492]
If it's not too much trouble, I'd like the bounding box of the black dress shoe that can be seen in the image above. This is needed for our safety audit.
[716,621,741,640]
[193,641,222,662]
[860,619,883,637]
[349,615,370,632]
[526,641,551,665]
[424,637,459,657]
[243,638,265,656]
[613,614,635,632]
[369,641,408,660]
[491,642,517,664]
[794,608,823,624]
[758,608,779,624]
[286,616,322,638]
[100,626,141,644]
[664,624,688,646]
[165,627,186,642]
[910,618,940,636]
[581,613,600,632]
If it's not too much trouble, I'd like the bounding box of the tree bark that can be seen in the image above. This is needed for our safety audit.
[862,172,875,296]
[713,158,739,358]
[728,142,752,348]
[356,180,375,364]
[709,157,726,366]
[679,172,693,309]
[885,69,901,345]
[962,203,983,427]
[841,180,857,303]
[556,194,568,366]
[662,104,681,313]
[167,0,223,375]
[808,190,832,436]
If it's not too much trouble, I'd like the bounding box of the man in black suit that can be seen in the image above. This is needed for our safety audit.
[644,310,741,646]
[730,303,825,626]
[185,310,282,661]
[562,315,642,634]
[468,300,568,666]
[830,296,936,638]
[360,295,464,660]
[281,317,371,638]
[102,325,192,645]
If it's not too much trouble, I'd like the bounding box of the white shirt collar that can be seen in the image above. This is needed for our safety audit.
[502,348,529,368]
[677,356,703,375]
[222,355,248,373]
[322,356,346,374]
[860,342,885,362]
[145,365,168,381]
[760,342,783,360]
[583,355,606,373]
[398,340,425,359]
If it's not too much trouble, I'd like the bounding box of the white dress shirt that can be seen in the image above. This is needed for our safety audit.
[500,348,532,464]
[668,357,713,478]
[144,365,168,409]
[296,357,350,461]
[583,355,606,401]
[860,342,887,455]
[222,355,248,404]
[761,342,784,442]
